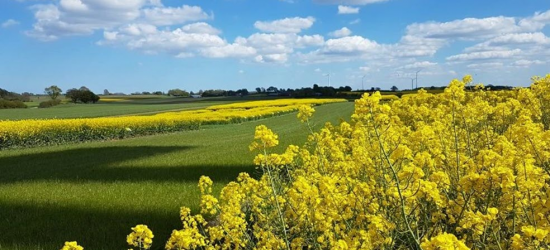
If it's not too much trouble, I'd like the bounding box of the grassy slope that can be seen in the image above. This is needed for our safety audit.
[0,102,354,250]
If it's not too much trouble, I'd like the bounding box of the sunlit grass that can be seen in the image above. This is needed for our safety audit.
[0,102,354,250]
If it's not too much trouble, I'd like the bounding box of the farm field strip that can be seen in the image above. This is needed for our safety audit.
[0,102,355,250]
[0,98,346,149]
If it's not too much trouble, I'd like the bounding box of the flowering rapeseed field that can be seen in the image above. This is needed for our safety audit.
[67,74,550,249]
[0,98,345,149]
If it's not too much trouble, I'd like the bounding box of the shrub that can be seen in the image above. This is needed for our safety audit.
[38,99,61,108]
[0,99,27,109]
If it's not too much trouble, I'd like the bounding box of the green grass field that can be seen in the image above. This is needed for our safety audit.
[0,102,354,250]
[0,95,280,121]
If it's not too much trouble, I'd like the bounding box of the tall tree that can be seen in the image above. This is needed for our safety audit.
[45,85,62,100]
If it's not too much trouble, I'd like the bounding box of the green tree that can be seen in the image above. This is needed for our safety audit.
[45,85,62,100]
[66,88,80,103]
[167,89,190,97]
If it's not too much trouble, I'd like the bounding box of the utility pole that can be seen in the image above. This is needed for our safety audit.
[362,75,366,91]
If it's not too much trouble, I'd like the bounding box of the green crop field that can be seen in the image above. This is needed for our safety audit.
[0,95,279,121]
[0,102,354,250]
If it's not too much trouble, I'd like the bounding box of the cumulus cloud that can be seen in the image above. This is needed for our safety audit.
[254,16,315,33]
[466,62,504,70]
[200,44,257,58]
[2,19,20,28]
[26,1,210,41]
[142,5,210,26]
[512,59,545,67]
[406,17,522,40]
[338,5,359,14]
[399,61,438,70]
[23,0,550,73]
[329,27,352,38]
[180,22,221,35]
[446,49,522,61]
[254,54,289,63]
[322,36,380,54]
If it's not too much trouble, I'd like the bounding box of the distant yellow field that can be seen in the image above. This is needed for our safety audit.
[0,98,347,148]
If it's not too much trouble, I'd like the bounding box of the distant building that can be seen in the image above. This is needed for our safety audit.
[191,95,202,98]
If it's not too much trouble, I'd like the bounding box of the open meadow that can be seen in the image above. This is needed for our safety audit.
[0,100,354,250]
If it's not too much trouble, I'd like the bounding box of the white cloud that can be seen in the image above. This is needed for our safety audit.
[142,5,210,26]
[349,18,361,25]
[518,10,550,31]
[313,0,389,5]
[329,27,352,38]
[446,49,522,61]
[180,22,221,35]
[322,36,380,54]
[406,17,522,40]
[200,44,256,58]
[314,68,322,72]
[254,54,288,63]
[466,62,504,69]
[254,16,315,33]
[390,35,447,57]
[468,32,550,51]
[512,59,545,67]
[236,33,324,55]
[26,1,210,41]
[338,5,359,14]
[399,61,438,70]
[2,19,20,28]
[359,66,371,72]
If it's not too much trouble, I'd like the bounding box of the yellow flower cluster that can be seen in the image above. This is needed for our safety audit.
[60,241,83,250]
[65,74,550,249]
[160,74,548,249]
[0,98,345,149]
[127,224,154,250]
[297,105,315,123]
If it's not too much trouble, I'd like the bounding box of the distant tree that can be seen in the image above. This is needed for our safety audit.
[202,89,226,97]
[20,92,32,102]
[45,85,62,100]
[65,88,99,104]
[255,87,262,93]
[79,90,100,103]
[236,88,249,96]
[313,84,319,91]
[391,86,399,92]
[267,86,278,93]
[142,91,151,95]
[65,88,80,103]
[104,89,110,95]
[153,91,163,95]
[167,89,189,97]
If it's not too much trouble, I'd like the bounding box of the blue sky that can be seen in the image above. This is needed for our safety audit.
[1,0,550,94]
